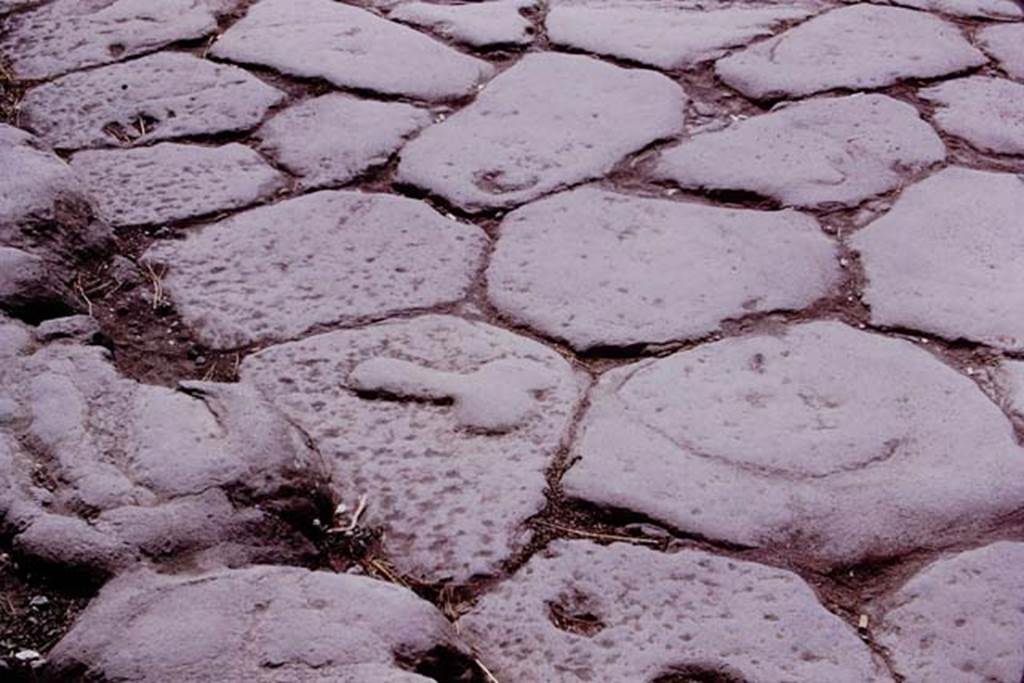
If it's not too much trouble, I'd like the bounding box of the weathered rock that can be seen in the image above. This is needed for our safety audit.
[256,95,431,190]
[397,52,685,211]
[20,52,285,150]
[240,315,585,581]
[33,315,101,344]
[390,0,536,47]
[868,0,1023,19]
[716,5,987,100]
[210,0,493,101]
[563,321,1024,568]
[145,191,487,349]
[995,360,1024,425]
[853,167,1024,351]
[70,142,285,226]
[978,23,1024,81]
[0,247,51,313]
[920,77,1024,156]
[487,187,838,350]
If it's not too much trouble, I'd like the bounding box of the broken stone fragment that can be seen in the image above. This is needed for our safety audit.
[389,0,537,47]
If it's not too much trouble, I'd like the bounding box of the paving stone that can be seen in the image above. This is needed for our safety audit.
[70,142,285,227]
[210,0,494,101]
[852,167,1024,351]
[389,0,536,48]
[20,52,285,151]
[240,315,586,581]
[716,5,988,100]
[461,540,889,681]
[0,247,52,313]
[873,542,1024,682]
[995,360,1024,425]
[563,321,1024,568]
[655,94,945,208]
[47,565,468,681]
[870,0,1024,19]
[145,191,487,349]
[256,95,432,190]
[397,52,685,211]
[920,76,1024,156]
[979,24,1024,81]
[486,187,839,350]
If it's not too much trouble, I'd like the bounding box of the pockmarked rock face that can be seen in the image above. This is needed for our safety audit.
[920,77,1024,156]
[487,187,838,350]
[979,24,1024,80]
[389,0,537,47]
[460,540,889,682]
[240,315,586,581]
[145,191,487,349]
[853,167,1024,351]
[716,4,987,99]
[654,94,945,208]
[211,0,494,101]
[873,0,1024,19]
[397,52,685,211]
[563,322,1024,568]
[20,52,285,151]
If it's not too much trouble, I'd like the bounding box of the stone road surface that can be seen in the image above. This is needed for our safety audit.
[0,0,1023,681]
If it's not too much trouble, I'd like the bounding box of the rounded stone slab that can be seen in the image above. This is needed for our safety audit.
[256,95,432,190]
[460,540,889,681]
[487,187,839,351]
[70,142,285,227]
[389,0,537,48]
[920,76,1024,156]
[210,0,494,102]
[716,5,987,100]
[979,24,1024,81]
[563,321,1024,568]
[654,94,945,208]
[852,167,1024,351]
[872,542,1024,682]
[397,52,685,212]
[871,0,1024,19]
[240,315,586,582]
[20,52,285,151]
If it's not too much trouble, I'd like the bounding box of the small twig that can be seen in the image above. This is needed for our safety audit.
[536,521,662,546]
[365,558,409,588]
[475,657,501,683]
[74,276,94,317]
[143,262,165,309]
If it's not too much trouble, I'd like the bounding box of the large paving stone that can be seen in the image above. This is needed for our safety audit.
[873,542,1024,682]
[852,167,1024,351]
[654,94,945,208]
[389,0,536,48]
[920,76,1024,156]
[979,24,1024,81]
[256,95,432,190]
[563,321,1024,568]
[210,0,493,101]
[397,52,684,211]
[240,315,586,581]
[716,5,987,100]
[873,0,1024,19]
[461,540,889,681]
[487,187,838,350]
[145,191,487,349]
[20,52,285,151]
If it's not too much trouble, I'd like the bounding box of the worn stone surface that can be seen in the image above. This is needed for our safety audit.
[655,94,945,208]
[390,0,536,47]
[397,52,684,211]
[211,0,494,101]
[920,77,1024,156]
[241,315,585,581]
[978,23,1024,81]
[716,5,987,100]
[487,187,838,350]
[853,167,1024,351]
[873,0,1024,19]
[0,247,50,313]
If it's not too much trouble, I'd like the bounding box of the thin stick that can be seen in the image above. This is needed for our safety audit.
[536,521,662,546]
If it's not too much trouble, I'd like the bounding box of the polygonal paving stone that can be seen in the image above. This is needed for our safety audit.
[654,94,945,208]
[397,52,685,212]
[240,315,586,582]
[487,187,839,350]
[210,0,494,101]
[461,540,889,682]
[256,95,432,190]
[19,52,285,151]
[563,321,1024,568]
[920,77,1024,156]
[70,142,285,227]
[852,167,1024,351]
[979,24,1024,81]
[716,5,987,100]
[873,542,1024,682]
[145,192,487,349]
[389,0,536,47]
[871,0,1024,19]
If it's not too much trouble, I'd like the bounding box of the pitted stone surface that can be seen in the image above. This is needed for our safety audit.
[920,77,1024,156]
[389,0,537,47]
[240,315,585,581]
[487,187,838,350]
[874,0,1024,19]
[563,321,1024,567]
[461,540,888,682]
[20,52,285,151]
[716,5,987,100]
[397,52,685,211]
[654,94,945,208]
[256,95,432,190]
[873,542,1024,682]
[70,143,285,227]
[210,0,494,101]
[979,24,1024,81]
[853,167,1024,351]
[0,247,49,313]
[145,191,487,349]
